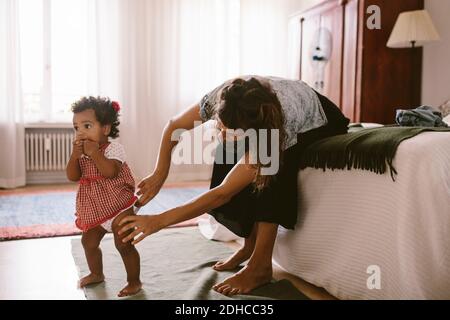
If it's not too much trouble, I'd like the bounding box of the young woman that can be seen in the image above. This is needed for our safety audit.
[118,76,350,296]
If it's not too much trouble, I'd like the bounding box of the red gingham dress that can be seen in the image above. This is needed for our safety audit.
[75,142,137,232]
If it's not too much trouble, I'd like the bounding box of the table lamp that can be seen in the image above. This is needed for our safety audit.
[387,9,440,106]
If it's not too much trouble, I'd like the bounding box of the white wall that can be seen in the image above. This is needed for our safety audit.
[422,0,450,107]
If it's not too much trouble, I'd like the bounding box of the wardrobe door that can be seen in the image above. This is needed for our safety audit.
[299,1,344,108]
[318,2,344,107]
[341,0,359,122]
[299,14,321,89]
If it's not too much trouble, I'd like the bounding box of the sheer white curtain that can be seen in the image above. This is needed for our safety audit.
[0,0,295,187]
[49,0,121,108]
[87,0,121,97]
[240,0,292,77]
[0,0,26,188]
[116,0,241,180]
[116,0,294,181]
[17,0,120,123]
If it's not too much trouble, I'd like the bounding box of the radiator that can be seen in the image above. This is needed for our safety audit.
[25,125,75,184]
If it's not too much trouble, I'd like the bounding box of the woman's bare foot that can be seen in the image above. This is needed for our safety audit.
[79,273,105,288]
[213,247,254,271]
[213,226,258,272]
[118,281,142,297]
[212,264,272,296]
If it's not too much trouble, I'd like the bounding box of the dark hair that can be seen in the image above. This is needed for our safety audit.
[217,77,286,192]
[71,96,120,139]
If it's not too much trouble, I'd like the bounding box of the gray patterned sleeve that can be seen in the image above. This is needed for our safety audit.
[198,82,230,122]
[199,94,212,122]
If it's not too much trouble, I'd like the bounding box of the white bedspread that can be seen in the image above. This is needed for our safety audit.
[273,132,450,299]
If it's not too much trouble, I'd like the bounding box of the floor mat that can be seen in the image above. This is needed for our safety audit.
[71,227,308,300]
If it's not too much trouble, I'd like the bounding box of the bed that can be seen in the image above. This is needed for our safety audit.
[272,131,450,299]
[199,129,450,299]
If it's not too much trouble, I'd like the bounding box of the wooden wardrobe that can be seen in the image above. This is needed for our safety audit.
[296,0,424,124]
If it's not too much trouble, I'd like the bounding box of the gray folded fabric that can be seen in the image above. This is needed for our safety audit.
[396,106,449,127]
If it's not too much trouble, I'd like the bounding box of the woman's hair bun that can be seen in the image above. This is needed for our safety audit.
[222,79,247,103]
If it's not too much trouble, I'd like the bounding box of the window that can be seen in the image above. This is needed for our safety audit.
[19,0,93,123]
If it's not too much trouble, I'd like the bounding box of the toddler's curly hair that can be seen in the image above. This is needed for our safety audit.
[71,96,120,138]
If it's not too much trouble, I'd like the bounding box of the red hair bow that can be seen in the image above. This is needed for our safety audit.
[111,101,120,112]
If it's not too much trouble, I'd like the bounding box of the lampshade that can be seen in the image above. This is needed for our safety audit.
[387,10,440,48]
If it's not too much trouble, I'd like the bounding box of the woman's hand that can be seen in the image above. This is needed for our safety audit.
[135,171,166,207]
[118,214,165,245]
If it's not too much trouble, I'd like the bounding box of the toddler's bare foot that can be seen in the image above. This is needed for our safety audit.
[79,273,105,288]
[118,280,142,297]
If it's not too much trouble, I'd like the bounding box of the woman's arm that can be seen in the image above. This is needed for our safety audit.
[136,103,204,206]
[162,153,256,226]
[119,153,257,244]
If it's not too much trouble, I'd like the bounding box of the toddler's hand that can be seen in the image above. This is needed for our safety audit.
[83,140,99,157]
[72,139,84,159]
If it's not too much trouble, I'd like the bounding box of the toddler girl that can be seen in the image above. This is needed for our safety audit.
[66,96,141,297]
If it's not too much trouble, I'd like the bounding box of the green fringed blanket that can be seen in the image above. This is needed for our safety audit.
[299,126,450,180]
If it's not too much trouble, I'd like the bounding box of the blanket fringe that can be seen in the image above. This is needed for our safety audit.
[299,126,450,181]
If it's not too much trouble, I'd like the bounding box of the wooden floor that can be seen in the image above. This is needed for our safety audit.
[0,235,85,300]
[0,183,335,300]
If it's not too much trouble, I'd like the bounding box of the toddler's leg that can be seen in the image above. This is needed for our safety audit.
[112,208,142,297]
[80,226,107,287]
